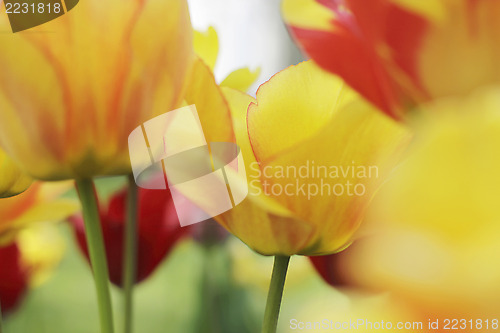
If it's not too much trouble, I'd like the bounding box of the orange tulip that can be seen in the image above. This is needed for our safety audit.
[282,0,500,120]
[0,0,193,180]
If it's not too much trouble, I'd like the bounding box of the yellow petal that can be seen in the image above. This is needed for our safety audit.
[0,148,32,198]
[0,182,79,242]
[350,87,500,317]
[247,61,410,255]
[184,56,234,143]
[17,222,66,287]
[193,26,219,70]
[0,0,193,180]
[282,0,337,31]
[216,87,314,255]
[392,0,446,21]
[221,67,261,93]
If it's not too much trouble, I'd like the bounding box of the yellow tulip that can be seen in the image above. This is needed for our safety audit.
[0,0,193,180]
[0,148,32,198]
[343,87,500,318]
[0,182,79,243]
[216,61,409,256]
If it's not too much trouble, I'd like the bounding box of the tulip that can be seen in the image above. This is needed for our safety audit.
[0,243,28,314]
[71,186,189,286]
[0,0,193,180]
[0,182,78,243]
[0,211,68,315]
[215,60,408,332]
[217,60,409,257]
[341,87,500,319]
[282,0,500,120]
[0,149,32,198]
[309,240,362,288]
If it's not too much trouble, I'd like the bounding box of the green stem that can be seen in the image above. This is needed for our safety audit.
[122,175,138,333]
[0,300,4,333]
[262,256,291,333]
[75,179,115,333]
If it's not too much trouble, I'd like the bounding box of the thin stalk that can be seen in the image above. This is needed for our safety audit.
[122,175,138,333]
[261,256,291,333]
[0,300,4,333]
[75,179,115,333]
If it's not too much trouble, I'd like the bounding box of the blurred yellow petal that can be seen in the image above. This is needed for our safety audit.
[0,0,193,180]
[348,87,500,317]
[17,222,65,287]
[221,67,261,93]
[282,0,336,31]
[193,26,219,70]
[0,182,78,243]
[392,0,446,21]
[0,148,32,198]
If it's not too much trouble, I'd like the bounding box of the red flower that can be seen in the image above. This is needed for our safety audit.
[0,243,29,313]
[283,0,500,120]
[72,187,189,286]
[309,240,366,289]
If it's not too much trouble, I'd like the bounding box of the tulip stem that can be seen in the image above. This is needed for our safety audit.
[0,300,4,333]
[75,179,115,333]
[262,255,291,333]
[123,175,138,333]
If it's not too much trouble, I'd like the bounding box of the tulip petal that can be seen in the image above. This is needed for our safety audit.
[248,61,409,254]
[221,67,261,93]
[0,149,32,198]
[0,0,193,180]
[194,27,219,70]
[0,182,78,243]
[216,87,315,256]
[184,56,235,143]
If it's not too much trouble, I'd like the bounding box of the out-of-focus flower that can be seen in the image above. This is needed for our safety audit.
[282,0,500,120]
[0,242,28,313]
[72,186,190,286]
[0,148,32,198]
[286,289,419,333]
[309,239,366,288]
[192,26,261,94]
[0,182,79,243]
[229,238,313,291]
[342,87,500,319]
[0,0,193,180]
[0,223,66,314]
[215,60,409,256]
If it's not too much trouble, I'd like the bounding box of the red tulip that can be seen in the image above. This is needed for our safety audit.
[309,240,367,289]
[283,0,500,120]
[71,187,189,286]
[0,243,28,313]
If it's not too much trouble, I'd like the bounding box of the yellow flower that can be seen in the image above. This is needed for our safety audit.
[344,87,500,318]
[0,148,32,198]
[216,61,409,256]
[0,182,79,243]
[0,0,193,180]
